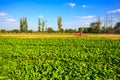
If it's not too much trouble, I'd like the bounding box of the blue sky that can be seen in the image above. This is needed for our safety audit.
[0,0,120,30]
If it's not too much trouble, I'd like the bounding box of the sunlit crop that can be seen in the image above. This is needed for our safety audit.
[0,37,120,79]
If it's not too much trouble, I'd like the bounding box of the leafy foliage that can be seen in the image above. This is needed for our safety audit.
[90,22,101,33]
[20,17,28,32]
[0,37,120,79]
[47,27,54,33]
[114,22,120,29]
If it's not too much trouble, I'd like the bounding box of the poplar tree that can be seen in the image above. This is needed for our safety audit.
[57,16,62,33]
[42,20,45,32]
[20,18,23,32]
[24,17,28,32]
[19,17,28,32]
[96,16,101,33]
[38,18,41,32]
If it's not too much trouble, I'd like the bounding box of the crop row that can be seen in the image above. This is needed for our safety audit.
[0,37,120,80]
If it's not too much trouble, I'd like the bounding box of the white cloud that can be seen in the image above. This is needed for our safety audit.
[53,18,57,21]
[108,9,120,13]
[6,18,17,23]
[69,2,76,8]
[112,18,118,21]
[82,15,96,19]
[82,5,87,8]
[64,19,91,29]
[0,12,8,17]
[76,15,96,19]
[38,15,44,18]
[0,12,18,30]
[64,16,97,29]
[76,16,81,18]
[0,18,19,30]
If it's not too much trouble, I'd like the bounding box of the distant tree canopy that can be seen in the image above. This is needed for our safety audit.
[0,29,6,33]
[20,17,28,32]
[110,22,120,33]
[11,29,20,33]
[89,22,101,33]
[78,27,83,33]
[114,22,120,29]
[47,27,54,33]
[65,29,76,33]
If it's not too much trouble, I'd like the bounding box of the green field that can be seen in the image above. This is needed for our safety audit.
[0,37,120,80]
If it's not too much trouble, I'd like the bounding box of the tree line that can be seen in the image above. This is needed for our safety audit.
[0,16,120,34]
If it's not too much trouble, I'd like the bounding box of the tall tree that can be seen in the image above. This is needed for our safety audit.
[20,18,23,32]
[24,17,28,32]
[19,17,28,32]
[90,22,98,33]
[42,20,45,32]
[22,17,25,32]
[96,16,101,33]
[57,16,62,33]
[110,16,113,28]
[38,18,41,32]
[105,14,108,33]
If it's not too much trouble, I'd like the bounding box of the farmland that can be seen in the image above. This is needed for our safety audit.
[0,35,120,79]
[0,33,120,39]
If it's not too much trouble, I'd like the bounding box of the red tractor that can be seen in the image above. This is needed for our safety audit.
[75,32,85,36]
